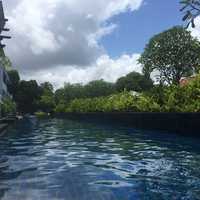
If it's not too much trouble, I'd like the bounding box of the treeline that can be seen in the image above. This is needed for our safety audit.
[4,26,200,115]
[56,74,200,113]
[7,69,200,115]
[7,70,153,114]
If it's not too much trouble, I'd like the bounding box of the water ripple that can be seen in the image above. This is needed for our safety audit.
[0,118,200,200]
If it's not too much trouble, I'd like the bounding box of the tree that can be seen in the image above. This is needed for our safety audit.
[139,26,200,85]
[1,97,16,116]
[7,70,20,100]
[38,82,55,113]
[54,80,115,105]
[63,83,85,102]
[38,95,55,113]
[55,88,65,104]
[84,80,116,98]
[180,0,200,27]
[116,72,153,92]
[40,82,54,95]
[15,80,42,113]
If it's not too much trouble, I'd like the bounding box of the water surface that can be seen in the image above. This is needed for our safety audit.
[0,118,200,200]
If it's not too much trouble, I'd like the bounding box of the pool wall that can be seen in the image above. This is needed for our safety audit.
[56,112,200,136]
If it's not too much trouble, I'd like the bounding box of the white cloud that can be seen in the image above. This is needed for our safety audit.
[87,23,118,48]
[22,54,142,89]
[189,17,200,41]
[3,0,143,87]
[8,0,60,54]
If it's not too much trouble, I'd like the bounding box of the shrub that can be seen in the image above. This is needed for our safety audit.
[0,97,16,116]
[35,111,49,118]
[62,92,160,113]
[54,103,67,113]
[54,74,200,114]
[152,74,200,112]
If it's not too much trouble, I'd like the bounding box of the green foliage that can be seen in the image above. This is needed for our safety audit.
[160,74,200,112]
[55,83,85,104]
[37,82,55,113]
[116,71,153,92]
[55,74,200,114]
[35,111,49,118]
[55,80,116,105]
[38,94,55,113]
[84,80,116,98]
[54,103,67,113]
[54,89,65,105]
[40,82,54,95]
[7,70,20,100]
[0,49,12,70]
[63,92,161,113]
[139,26,200,85]
[0,97,16,116]
[15,80,42,114]
[7,66,200,114]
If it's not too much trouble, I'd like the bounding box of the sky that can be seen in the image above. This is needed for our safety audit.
[2,0,200,88]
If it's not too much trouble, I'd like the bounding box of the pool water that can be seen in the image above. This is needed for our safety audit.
[0,118,200,200]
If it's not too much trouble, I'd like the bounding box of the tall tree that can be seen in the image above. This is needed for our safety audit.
[55,88,66,104]
[63,83,85,102]
[38,82,55,113]
[40,82,54,95]
[84,80,116,98]
[116,72,153,92]
[15,80,42,113]
[7,70,20,100]
[139,26,200,85]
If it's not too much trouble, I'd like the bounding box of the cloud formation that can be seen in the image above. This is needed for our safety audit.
[3,0,143,86]
[22,54,141,89]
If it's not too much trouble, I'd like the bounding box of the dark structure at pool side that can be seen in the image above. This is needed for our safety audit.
[0,1,11,48]
[0,1,15,133]
[55,112,200,136]
[0,0,11,106]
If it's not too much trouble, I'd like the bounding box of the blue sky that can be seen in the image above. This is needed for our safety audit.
[102,0,182,57]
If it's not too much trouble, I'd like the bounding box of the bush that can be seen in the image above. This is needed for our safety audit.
[62,91,160,113]
[35,111,49,118]
[54,103,67,113]
[0,97,16,116]
[38,95,55,113]
[54,74,200,114]
[162,75,200,112]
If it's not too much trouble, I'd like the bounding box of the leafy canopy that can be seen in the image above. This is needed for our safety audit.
[55,80,115,105]
[116,71,153,92]
[84,80,115,98]
[15,80,42,114]
[38,82,55,113]
[7,70,20,101]
[139,26,200,85]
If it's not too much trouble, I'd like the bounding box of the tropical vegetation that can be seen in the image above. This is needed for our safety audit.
[139,26,200,85]
[3,25,200,115]
[0,97,16,117]
[55,73,200,113]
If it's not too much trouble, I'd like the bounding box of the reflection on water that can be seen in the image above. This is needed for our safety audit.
[0,119,200,200]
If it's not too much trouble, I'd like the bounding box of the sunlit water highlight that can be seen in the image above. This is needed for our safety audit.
[0,118,200,200]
